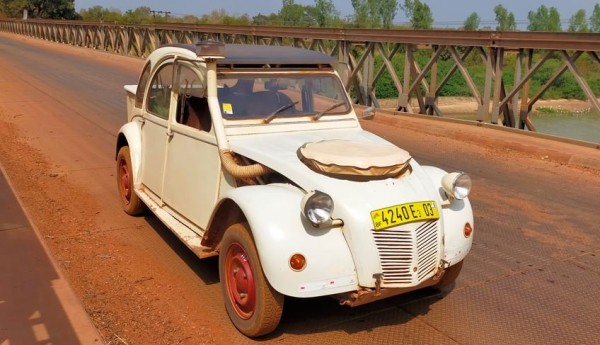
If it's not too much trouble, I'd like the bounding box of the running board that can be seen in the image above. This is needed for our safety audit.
[136,190,218,259]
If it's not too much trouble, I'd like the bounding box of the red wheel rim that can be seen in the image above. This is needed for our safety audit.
[118,158,132,204]
[224,242,256,320]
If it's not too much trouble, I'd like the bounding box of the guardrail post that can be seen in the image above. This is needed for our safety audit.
[518,49,533,130]
[491,48,504,124]
[362,50,374,107]
[336,40,350,87]
[398,44,413,112]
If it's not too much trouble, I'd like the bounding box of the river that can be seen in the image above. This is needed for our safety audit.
[529,111,600,144]
[446,111,600,145]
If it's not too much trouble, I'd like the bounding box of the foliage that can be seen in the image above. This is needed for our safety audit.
[280,0,316,27]
[314,0,339,27]
[371,47,600,101]
[1,0,78,19]
[463,12,480,31]
[197,9,251,25]
[527,5,561,32]
[251,13,280,26]
[122,6,152,25]
[351,0,398,28]
[568,9,589,32]
[591,4,600,32]
[379,0,398,29]
[401,0,433,29]
[494,4,516,31]
[80,6,122,22]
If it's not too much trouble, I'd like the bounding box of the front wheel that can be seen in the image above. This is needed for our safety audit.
[219,223,283,337]
[116,146,145,215]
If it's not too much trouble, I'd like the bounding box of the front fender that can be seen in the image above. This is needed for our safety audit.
[116,121,142,186]
[422,166,474,266]
[223,184,358,298]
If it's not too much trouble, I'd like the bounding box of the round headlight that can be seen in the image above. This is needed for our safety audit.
[442,172,472,200]
[301,190,334,225]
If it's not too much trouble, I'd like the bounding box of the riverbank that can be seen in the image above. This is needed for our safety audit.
[379,97,597,114]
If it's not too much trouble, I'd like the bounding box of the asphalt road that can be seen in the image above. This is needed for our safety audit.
[0,33,599,345]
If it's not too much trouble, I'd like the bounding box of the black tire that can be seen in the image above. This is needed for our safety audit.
[433,260,464,291]
[219,223,284,337]
[116,146,145,216]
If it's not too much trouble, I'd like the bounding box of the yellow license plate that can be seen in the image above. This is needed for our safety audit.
[370,201,440,230]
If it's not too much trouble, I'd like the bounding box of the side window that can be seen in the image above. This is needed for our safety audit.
[147,64,174,120]
[135,62,151,108]
[174,65,212,132]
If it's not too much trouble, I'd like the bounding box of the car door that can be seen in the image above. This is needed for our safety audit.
[140,60,175,202]
[162,62,221,230]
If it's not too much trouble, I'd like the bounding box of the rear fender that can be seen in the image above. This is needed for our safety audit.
[116,121,142,185]
[222,184,358,298]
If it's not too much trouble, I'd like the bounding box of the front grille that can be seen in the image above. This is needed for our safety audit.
[371,220,440,286]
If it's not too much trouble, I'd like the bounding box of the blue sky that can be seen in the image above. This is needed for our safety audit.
[75,1,600,27]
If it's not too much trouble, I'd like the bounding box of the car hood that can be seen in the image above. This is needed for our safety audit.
[227,128,441,207]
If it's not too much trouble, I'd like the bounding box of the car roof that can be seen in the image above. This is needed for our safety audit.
[162,43,335,66]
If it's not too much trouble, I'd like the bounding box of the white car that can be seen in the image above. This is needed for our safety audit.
[116,42,474,337]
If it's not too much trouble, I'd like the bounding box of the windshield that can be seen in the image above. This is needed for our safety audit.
[217,73,351,120]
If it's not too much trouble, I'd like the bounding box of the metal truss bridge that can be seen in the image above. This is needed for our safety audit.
[1,19,599,131]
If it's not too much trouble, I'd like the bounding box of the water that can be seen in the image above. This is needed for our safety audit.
[529,111,600,144]
[446,111,600,145]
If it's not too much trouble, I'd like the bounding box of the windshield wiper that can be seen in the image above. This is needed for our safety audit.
[263,101,299,124]
[313,101,347,120]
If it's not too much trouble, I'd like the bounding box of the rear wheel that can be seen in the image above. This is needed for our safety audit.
[219,223,283,337]
[433,260,464,291]
[116,146,145,215]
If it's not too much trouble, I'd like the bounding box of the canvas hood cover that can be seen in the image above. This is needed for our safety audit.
[298,139,412,181]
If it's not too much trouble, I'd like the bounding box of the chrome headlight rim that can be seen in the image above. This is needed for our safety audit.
[442,172,472,200]
[301,190,334,226]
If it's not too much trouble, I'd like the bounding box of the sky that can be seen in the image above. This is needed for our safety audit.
[74,0,600,28]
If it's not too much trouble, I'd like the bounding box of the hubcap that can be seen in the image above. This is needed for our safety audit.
[225,242,256,319]
[118,159,131,203]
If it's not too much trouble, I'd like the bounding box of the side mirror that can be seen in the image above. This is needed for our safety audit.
[361,106,375,120]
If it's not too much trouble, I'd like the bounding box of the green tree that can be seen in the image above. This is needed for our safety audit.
[568,9,589,32]
[0,0,27,17]
[279,0,316,26]
[1,0,78,19]
[351,0,398,28]
[463,12,480,31]
[401,0,433,29]
[314,0,339,27]
[548,7,561,32]
[494,4,516,31]
[351,0,370,27]
[379,0,397,28]
[198,9,250,25]
[253,13,280,26]
[80,6,122,22]
[527,5,561,32]
[122,6,152,24]
[590,4,600,32]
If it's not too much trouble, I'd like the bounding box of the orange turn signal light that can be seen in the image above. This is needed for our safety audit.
[289,254,306,271]
[464,223,473,238]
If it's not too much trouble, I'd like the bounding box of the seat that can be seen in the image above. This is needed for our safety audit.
[183,97,211,132]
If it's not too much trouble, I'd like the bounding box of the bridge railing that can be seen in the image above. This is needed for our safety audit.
[1,19,599,130]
